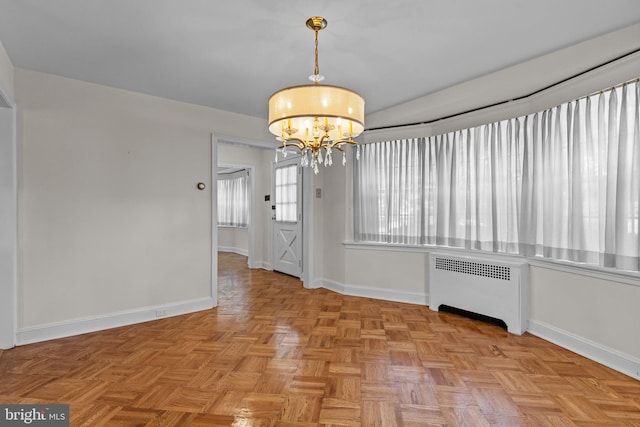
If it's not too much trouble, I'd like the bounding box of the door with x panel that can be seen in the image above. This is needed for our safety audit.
[272,157,303,277]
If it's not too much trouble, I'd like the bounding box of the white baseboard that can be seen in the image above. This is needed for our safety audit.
[16,297,215,346]
[218,246,248,256]
[250,260,272,270]
[528,320,640,381]
[316,278,429,306]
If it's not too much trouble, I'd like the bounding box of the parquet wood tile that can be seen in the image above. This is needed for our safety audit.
[1,251,639,425]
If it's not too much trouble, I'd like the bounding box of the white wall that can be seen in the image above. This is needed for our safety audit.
[218,227,248,255]
[217,143,273,269]
[529,266,640,358]
[318,162,345,285]
[0,38,16,349]
[14,68,271,342]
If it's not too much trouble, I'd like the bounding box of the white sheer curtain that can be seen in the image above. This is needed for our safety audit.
[355,80,640,271]
[525,82,640,270]
[423,124,522,253]
[354,139,423,244]
[217,170,249,227]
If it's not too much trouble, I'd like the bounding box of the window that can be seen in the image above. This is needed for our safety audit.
[217,169,249,228]
[275,164,298,222]
[355,79,640,271]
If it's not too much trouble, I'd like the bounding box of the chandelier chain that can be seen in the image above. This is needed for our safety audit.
[314,29,319,78]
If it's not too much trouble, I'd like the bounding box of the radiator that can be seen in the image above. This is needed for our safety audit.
[428,253,529,335]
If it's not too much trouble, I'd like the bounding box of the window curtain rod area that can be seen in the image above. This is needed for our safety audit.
[589,77,640,97]
[365,47,640,133]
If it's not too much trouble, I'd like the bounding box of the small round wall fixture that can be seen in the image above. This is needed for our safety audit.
[197,182,206,190]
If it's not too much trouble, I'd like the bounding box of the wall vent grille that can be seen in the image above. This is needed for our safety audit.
[434,257,510,281]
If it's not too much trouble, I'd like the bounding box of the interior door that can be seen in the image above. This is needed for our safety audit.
[272,157,303,277]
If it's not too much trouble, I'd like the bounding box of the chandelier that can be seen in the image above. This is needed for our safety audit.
[268,16,365,174]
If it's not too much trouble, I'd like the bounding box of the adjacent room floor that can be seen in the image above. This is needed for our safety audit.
[1,252,639,426]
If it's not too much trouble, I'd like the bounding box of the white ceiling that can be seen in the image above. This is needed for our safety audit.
[1,0,639,121]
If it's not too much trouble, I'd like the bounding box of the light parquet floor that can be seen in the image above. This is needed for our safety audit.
[1,252,639,426]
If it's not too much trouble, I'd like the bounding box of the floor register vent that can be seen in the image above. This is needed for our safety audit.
[429,253,528,335]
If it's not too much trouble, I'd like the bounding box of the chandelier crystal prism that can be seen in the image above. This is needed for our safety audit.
[268,16,365,174]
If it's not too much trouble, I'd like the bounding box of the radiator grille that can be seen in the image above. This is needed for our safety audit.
[434,257,510,281]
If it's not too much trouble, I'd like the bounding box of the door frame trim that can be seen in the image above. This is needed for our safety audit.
[0,84,17,349]
[301,166,315,288]
[210,133,218,307]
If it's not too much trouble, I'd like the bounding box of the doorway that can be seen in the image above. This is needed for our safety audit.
[216,163,255,268]
[272,157,303,278]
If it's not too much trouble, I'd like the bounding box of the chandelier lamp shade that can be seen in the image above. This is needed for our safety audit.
[268,16,365,173]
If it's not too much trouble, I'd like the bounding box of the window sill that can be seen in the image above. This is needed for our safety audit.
[217,225,249,230]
